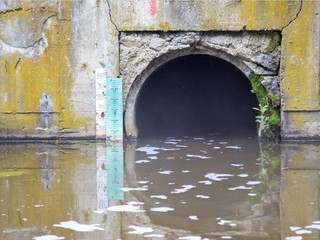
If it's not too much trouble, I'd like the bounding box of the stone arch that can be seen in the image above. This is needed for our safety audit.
[121,32,281,139]
[124,48,254,138]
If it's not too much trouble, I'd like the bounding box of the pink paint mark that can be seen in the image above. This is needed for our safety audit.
[150,0,157,17]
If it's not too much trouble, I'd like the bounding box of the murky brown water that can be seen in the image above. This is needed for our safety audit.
[1,135,320,240]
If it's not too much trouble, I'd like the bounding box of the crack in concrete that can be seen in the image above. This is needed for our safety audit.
[105,0,119,32]
[281,0,303,31]
[14,58,21,69]
[0,7,24,15]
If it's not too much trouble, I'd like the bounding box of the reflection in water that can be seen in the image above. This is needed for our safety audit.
[0,138,320,239]
[38,151,54,191]
[107,143,124,200]
[124,137,280,239]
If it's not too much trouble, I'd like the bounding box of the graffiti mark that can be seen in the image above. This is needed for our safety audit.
[150,0,157,17]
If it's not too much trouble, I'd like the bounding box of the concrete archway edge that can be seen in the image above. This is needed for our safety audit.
[121,32,280,138]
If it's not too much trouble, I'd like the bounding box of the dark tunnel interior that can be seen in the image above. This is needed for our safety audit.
[136,54,259,138]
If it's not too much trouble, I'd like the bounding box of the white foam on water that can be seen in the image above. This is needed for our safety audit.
[161,147,180,151]
[144,234,165,238]
[35,205,44,208]
[158,170,174,175]
[121,187,148,192]
[313,221,320,224]
[128,225,154,235]
[196,195,210,199]
[228,186,252,191]
[221,236,232,239]
[148,156,158,160]
[93,210,105,214]
[150,207,174,212]
[137,181,149,184]
[182,170,190,173]
[168,182,175,185]
[193,138,205,140]
[290,227,301,231]
[165,141,178,145]
[107,204,145,213]
[187,154,212,159]
[231,164,244,167]
[53,221,104,232]
[295,229,312,234]
[225,146,241,149]
[306,224,320,229]
[219,142,228,144]
[136,146,159,155]
[189,215,199,220]
[198,180,212,185]
[217,219,232,225]
[176,145,188,148]
[135,160,150,164]
[248,193,257,196]
[285,237,303,240]
[246,181,262,185]
[33,235,65,240]
[179,236,201,240]
[213,146,221,149]
[238,174,249,178]
[171,185,196,194]
[150,195,167,199]
[205,173,233,181]
[166,138,182,142]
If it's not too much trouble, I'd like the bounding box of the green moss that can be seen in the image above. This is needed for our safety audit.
[249,73,281,140]
[268,93,278,106]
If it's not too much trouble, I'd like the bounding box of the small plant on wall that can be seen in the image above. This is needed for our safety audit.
[250,73,281,141]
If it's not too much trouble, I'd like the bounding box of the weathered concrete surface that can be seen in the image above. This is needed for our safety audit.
[110,0,301,31]
[0,0,319,140]
[281,143,320,239]
[0,0,118,139]
[121,31,281,99]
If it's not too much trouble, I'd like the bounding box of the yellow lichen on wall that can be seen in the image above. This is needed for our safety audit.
[237,0,301,30]
[281,1,320,111]
[0,3,92,137]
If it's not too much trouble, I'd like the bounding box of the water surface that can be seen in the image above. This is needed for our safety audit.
[0,136,319,239]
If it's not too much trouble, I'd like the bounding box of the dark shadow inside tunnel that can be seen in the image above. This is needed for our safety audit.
[136,54,259,138]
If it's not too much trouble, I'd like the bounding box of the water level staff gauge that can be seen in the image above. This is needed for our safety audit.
[106,78,123,142]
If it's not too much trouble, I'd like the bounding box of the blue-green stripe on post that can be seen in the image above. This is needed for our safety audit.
[106,78,123,142]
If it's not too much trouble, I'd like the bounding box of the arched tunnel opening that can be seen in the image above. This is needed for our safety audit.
[135,54,259,138]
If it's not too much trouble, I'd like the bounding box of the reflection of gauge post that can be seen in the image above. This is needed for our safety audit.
[107,143,124,200]
[96,144,108,211]
[106,78,123,142]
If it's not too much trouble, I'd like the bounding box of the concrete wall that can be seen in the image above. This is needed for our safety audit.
[0,0,319,140]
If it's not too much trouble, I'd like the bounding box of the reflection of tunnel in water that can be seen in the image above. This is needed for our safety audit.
[136,54,259,138]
